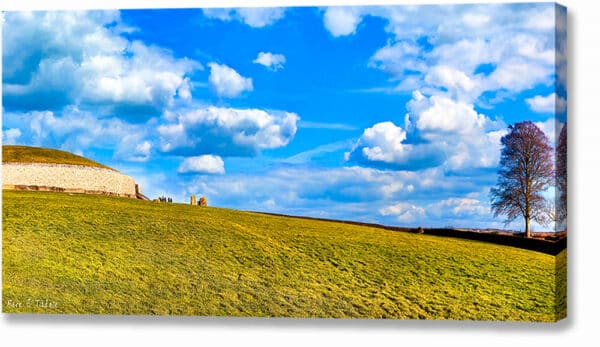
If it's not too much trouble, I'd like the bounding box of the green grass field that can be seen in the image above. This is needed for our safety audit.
[2,190,566,320]
[2,145,114,170]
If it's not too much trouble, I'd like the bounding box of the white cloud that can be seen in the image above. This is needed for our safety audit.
[202,7,285,28]
[429,198,488,217]
[2,128,22,145]
[158,106,298,157]
[79,42,198,111]
[132,140,152,162]
[555,6,567,90]
[405,91,506,171]
[3,11,200,116]
[236,7,286,28]
[345,119,443,171]
[486,57,552,93]
[379,202,426,223]
[200,8,232,21]
[524,5,556,31]
[351,122,410,164]
[5,108,152,162]
[427,38,497,78]
[357,3,559,104]
[408,92,489,136]
[136,141,152,156]
[323,7,363,37]
[253,52,286,71]
[178,155,225,175]
[347,90,505,172]
[369,41,424,77]
[462,13,490,28]
[535,118,563,144]
[208,62,253,98]
[526,93,567,114]
[424,65,480,101]
[113,135,153,163]
[512,34,554,65]
[373,34,554,101]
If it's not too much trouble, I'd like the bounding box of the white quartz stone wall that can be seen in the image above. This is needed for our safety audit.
[2,163,136,197]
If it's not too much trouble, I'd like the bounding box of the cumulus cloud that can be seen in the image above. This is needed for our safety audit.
[354,122,408,163]
[347,91,505,172]
[2,128,22,145]
[485,57,552,94]
[344,121,442,170]
[114,135,153,163]
[178,155,225,175]
[406,91,506,171]
[424,65,481,101]
[323,7,363,37]
[253,52,286,71]
[526,93,567,114]
[3,11,200,117]
[236,7,286,28]
[429,198,488,218]
[79,43,198,116]
[3,108,152,162]
[134,141,152,160]
[342,5,556,176]
[208,63,253,98]
[345,3,560,104]
[406,91,491,136]
[379,202,426,223]
[369,41,425,78]
[157,106,298,156]
[202,7,286,28]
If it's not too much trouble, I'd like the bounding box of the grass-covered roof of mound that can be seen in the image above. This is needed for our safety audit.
[2,145,115,171]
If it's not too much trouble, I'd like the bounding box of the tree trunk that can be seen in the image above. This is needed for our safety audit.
[525,217,531,238]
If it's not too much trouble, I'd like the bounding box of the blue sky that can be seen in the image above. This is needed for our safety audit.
[2,4,566,230]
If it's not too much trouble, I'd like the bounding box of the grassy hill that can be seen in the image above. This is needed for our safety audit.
[2,145,114,170]
[2,190,566,321]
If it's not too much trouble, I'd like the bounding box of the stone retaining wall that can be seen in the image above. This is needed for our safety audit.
[2,163,136,198]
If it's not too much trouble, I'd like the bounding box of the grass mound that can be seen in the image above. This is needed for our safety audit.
[2,190,566,321]
[2,145,114,170]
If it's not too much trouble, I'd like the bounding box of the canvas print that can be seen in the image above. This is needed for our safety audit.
[2,3,567,321]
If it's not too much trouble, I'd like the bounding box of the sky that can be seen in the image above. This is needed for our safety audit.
[1,3,567,231]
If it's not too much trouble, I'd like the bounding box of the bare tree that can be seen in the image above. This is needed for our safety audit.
[556,123,567,229]
[490,121,554,238]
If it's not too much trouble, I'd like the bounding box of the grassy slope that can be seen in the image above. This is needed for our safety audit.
[2,145,114,170]
[2,190,566,321]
